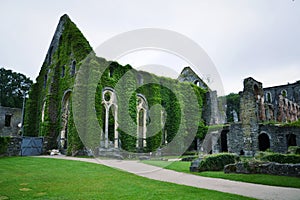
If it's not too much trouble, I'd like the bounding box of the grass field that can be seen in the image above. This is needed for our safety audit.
[0,157,253,200]
[142,160,300,188]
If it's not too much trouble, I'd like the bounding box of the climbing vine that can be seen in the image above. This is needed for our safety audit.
[24,15,207,154]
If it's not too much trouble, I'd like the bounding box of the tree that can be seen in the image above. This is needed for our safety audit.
[0,68,32,108]
[225,93,240,123]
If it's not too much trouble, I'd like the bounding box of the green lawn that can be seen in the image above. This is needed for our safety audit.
[142,160,300,188]
[0,157,252,200]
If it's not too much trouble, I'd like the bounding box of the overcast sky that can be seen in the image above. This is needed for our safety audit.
[1,0,299,95]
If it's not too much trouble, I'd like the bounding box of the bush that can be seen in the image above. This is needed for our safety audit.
[261,153,300,164]
[0,137,10,155]
[288,146,300,155]
[183,151,197,156]
[198,153,237,172]
[181,156,198,162]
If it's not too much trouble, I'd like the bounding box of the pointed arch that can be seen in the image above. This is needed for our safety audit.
[102,87,118,148]
[136,94,148,148]
[60,90,72,150]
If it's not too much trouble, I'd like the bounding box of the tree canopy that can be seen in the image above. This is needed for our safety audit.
[0,67,32,108]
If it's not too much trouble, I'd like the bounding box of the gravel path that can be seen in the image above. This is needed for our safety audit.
[39,156,300,200]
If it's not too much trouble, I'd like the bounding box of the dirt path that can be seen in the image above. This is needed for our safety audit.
[38,156,300,200]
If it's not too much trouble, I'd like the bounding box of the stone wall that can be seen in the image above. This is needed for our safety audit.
[0,106,22,136]
[225,162,300,177]
[177,66,209,90]
[228,124,300,154]
[239,77,263,156]
[0,136,50,156]
[264,81,300,123]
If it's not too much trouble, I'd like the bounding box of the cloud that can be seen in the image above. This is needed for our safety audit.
[0,0,299,94]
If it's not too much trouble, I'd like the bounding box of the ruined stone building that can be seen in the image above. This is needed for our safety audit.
[22,14,299,156]
[227,78,300,156]
[0,106,21,136]
[23,14,210,156]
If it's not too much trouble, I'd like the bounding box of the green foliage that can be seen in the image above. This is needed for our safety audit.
[198,153,237,171]
[0,68,32,108]
[224,93,240,123]
[0,137,10,155]
[24,15,207,153]
[24,15,92,150]
[288,146,300,154]
[284,119,300,127]
[261,153,300,164]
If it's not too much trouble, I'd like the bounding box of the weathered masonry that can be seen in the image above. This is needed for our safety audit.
[227,78,300,155]
[23,14,208,156]
[0,106,21,136]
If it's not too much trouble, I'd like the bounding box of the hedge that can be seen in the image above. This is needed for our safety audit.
[198,153,237,172]
[261,153,300,164]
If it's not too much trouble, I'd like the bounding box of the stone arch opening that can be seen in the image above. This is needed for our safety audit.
[266,92,272,103]
[286,134,297,147]
[258,133,270,151]
[61,65,65,77]
[254,84,259,97]
[137,74,143,85]
[60,90,71,150]
[71,60,76,76]
[220,130,229,152]
[41,101,46,122]
[44,74,47,88]
[102,88,118,148]
[136,94,148,148]
[281,90,287,98]
[194,80,200,87]
[4,113,12,127]
[108,67,114,78]
[48,46,53,63]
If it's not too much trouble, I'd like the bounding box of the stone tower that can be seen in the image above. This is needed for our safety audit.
[240,77,264,156]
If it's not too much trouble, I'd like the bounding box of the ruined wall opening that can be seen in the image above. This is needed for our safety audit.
[266,92,272,103]
[71,60,76,76]
[4,114,12,127]
[137,74,143,85]
[194,80,200,87]
[286,134,297,147]
[48,46,53,63]
[60,91,71,150]
[258,133,270,151]
[109,67,114,78]
[102,88,118,148]
[254,84,259,98]
[44,74,48,88]
[138,109,145,148]
[136,94,148,149]
[61,65,65,77]
[281,90,287,98]
[41,101,46,123]
[220,130,229,152]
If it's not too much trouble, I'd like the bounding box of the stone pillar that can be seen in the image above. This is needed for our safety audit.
[114,106,118,148]
[143,109,147,147]
[104,106,109,148]
[136,110,139,148]
[240,78,263,156]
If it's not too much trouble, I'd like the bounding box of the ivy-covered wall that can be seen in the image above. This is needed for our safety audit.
[24,14,207,155]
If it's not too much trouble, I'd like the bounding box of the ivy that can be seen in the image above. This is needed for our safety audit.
[24,15,207,154]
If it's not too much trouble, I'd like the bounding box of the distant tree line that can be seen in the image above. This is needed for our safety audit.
[0,67,32,108]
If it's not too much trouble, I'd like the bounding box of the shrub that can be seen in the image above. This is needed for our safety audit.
[181,156,198,162]
[198,153,237,172]
[288,146,300,155]
[261,153,300,164]
[0,137,10,155]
